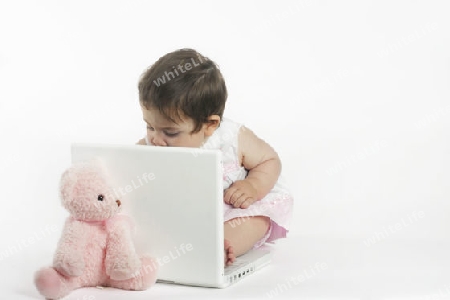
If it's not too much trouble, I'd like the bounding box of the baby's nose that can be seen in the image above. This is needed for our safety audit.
[151,134,167,146]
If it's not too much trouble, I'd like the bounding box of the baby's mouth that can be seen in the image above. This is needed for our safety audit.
[116,200,121,207]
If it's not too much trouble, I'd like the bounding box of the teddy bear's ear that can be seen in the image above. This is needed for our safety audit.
[58,158,104,196]
[59,163,80,206]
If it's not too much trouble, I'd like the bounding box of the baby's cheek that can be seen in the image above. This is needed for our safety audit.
[171,136,197,148]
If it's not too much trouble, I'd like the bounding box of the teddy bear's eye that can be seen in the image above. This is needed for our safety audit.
[97,194,104,201]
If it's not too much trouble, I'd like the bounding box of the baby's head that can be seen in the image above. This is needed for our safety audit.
[138,48,227,147]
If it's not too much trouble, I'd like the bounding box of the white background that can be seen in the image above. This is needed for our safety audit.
[0,0,449,299]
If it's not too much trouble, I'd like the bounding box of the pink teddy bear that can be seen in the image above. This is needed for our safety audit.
[34,159,158,299]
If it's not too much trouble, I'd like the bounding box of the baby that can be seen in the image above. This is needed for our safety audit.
[136,48,293,266]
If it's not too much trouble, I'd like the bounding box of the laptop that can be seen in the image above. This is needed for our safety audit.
[71,143,272,288]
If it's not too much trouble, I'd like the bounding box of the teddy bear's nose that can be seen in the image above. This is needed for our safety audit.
[116,200,121,207]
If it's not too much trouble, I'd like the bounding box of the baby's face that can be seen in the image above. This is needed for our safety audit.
[141,106,218,148]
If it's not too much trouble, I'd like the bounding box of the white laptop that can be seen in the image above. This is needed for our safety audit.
[71,143,272,288]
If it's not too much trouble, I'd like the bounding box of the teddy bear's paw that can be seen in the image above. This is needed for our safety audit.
[107,255,158,291]
[35,267,73,299]
[136,255,159,288]
[108,257,142,281]
[54,257,85,277]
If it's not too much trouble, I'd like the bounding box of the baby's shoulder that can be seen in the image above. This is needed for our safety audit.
[219,117,245,137]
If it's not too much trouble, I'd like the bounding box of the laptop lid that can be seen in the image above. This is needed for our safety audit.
[71,143,225,287]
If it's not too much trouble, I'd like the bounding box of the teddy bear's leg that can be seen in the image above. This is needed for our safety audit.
[107,255,158,291]
[34,267,78,299]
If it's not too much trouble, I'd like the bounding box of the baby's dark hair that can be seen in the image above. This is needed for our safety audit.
[138,48,227,133]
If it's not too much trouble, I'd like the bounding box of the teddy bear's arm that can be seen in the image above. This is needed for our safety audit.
[105,215,142,280]
[53,218,86,277]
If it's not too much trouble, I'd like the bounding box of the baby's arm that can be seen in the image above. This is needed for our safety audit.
[224,126,281,208]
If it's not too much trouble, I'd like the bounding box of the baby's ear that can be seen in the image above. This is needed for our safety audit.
[205,115,221,136]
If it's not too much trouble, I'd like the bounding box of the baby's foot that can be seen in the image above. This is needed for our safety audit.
[224,239,236,266]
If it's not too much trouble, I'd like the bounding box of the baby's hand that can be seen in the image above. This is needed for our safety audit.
[224,179,258,209]
[136,138,146,145]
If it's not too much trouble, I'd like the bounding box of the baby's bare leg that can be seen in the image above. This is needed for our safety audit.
[224,216,270,259]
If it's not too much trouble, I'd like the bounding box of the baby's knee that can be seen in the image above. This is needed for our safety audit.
[254,216,270,229]
[252,217,272,249]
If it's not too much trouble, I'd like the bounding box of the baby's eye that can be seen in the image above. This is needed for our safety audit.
[147,126,155,131]
[164,131,179,137]
[98,194,104,201]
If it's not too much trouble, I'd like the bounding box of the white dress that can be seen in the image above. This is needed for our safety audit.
[144,117,294,247]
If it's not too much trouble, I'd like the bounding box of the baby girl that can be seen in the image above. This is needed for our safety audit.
[136,48,293,265]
